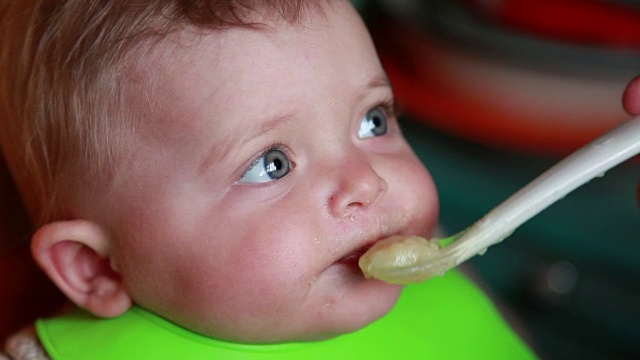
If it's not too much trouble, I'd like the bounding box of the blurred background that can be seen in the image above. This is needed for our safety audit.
[0,154,64,343]
[354,0,640,359]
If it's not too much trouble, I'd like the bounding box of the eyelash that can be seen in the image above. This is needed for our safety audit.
[377,98,399,121]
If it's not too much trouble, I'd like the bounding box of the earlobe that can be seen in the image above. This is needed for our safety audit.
[31,220,132,318]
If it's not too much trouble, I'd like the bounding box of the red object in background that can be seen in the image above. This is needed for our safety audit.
[382,56,611,156]
[465,0,640,50]
[372,19,630,156]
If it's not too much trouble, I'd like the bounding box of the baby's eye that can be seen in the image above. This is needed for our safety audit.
[239,148,292,183]
[358,106,388,139]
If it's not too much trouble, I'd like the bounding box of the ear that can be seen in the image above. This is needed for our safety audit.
[31,220,131,318]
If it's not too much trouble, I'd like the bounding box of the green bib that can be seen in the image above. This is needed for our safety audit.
[36,270,537,359]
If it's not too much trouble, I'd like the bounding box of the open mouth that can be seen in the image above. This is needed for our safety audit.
[337,243,374,271]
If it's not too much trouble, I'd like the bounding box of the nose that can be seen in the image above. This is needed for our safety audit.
[327,156,388,219]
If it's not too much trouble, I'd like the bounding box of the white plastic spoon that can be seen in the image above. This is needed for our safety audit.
[360,116,640,284]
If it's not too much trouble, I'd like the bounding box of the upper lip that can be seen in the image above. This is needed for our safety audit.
[336,229,405,265]
[332,213,413,265]
[338,242,375,264]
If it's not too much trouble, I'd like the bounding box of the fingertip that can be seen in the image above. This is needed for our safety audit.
[623,75,640,115]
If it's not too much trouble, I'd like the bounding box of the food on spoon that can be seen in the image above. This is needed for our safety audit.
[358,235,443,285]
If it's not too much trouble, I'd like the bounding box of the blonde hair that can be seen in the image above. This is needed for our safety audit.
[0,0,319,226]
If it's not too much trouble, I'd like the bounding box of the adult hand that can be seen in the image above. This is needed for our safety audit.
[623,75,640,116]
[622,76,640,208]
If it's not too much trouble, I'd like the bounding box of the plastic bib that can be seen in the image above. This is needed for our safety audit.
[37,270,537,359]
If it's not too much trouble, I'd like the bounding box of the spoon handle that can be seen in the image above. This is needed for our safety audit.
[449,115,640,263]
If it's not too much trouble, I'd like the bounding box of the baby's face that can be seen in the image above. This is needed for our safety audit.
[101,1,437,343]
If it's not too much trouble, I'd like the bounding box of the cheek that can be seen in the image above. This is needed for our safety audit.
[114,212,321,338]
[178,221,327,336]
[387,152,439,234]
[190,211,320,306]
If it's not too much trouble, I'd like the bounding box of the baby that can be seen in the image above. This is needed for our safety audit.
[0,0,535,358]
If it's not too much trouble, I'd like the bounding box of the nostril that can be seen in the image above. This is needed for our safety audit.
[336,194,377,220]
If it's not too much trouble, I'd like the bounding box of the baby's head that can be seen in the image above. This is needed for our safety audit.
[0,0,438,343]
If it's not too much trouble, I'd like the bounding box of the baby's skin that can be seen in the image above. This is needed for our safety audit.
[30,0,439,344]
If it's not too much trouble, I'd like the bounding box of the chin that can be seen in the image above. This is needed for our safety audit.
[330,277,404,336]
[242,280,402,344]
[293,263,404,341]
[358,278,403,317]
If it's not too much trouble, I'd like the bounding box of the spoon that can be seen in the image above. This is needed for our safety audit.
[360,115,640,284]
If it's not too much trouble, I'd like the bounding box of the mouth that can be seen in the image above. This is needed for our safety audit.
[336,242,375,272]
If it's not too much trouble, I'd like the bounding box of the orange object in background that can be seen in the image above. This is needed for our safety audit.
[378,25,631,156]
[371,0,639,157]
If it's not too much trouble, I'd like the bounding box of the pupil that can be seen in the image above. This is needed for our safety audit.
[272,159,282,170]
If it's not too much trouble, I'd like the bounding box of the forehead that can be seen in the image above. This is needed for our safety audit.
[127,1,383,138]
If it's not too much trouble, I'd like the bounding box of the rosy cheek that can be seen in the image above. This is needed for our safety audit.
[403,157,438,233]
[223,228,308,285]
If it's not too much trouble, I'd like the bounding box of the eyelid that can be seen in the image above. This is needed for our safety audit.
[379,98,400,120]
[377,98,401,132]
[368,98,398,125]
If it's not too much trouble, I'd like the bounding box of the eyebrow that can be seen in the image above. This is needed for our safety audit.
[368,73,391,90]
[355,73,392,104]
[256,113,295,138]
[196,114,294,177]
